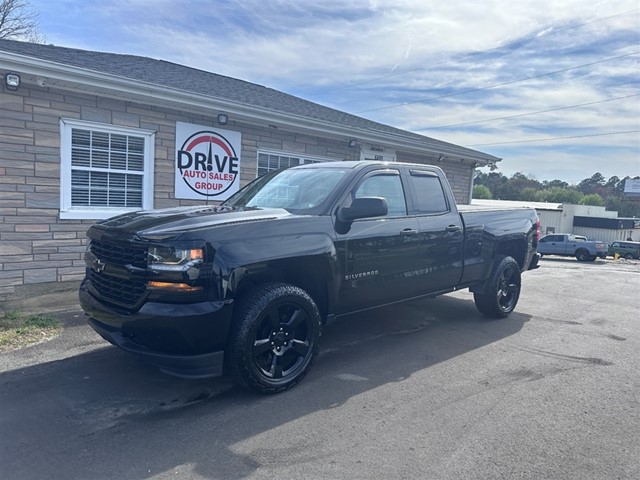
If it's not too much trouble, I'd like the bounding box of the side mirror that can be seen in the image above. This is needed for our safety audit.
[337,196,388,223]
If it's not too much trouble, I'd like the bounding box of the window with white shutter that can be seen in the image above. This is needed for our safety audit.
[60,119,155,219]
[256,150,336,177]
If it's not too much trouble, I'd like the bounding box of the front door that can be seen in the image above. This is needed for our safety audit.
[335,170,421,314]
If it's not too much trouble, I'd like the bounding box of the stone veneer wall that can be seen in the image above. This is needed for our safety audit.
[0,82,470,303]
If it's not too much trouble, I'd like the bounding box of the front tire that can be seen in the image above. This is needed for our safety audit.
[474,256,522,318]
[227,283,322,394]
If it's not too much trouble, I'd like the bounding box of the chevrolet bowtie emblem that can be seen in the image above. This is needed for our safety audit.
[91,258,106,273]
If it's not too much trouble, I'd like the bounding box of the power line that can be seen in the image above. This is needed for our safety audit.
[356,51,640,114]
[468,129,640,147]
[422,93,640,130]
[311,8,640,96]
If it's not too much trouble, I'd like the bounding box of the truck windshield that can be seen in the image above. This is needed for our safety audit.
[223,167,348,213]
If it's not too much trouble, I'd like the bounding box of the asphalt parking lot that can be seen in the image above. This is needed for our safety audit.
[1,257,639,480]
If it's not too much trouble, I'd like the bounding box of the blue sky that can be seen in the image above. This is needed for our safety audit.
[29,0,640,183]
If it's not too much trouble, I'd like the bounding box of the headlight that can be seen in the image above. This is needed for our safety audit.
[148,245,204,271]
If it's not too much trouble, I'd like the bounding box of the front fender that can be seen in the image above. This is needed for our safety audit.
[214,231,339,311]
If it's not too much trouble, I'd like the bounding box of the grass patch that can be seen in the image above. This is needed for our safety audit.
[0,311,62,352]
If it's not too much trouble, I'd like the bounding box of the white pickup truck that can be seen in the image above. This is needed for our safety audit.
[537,234,607,262]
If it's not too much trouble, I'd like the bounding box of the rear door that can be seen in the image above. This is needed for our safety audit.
[405,169,464,292]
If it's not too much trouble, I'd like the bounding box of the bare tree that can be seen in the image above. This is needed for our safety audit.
[0,0,44,43]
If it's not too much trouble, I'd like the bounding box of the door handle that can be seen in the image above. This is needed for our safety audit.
[401,228,418,236]
[446,225,461,233]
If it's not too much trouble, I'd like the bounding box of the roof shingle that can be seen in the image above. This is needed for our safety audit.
[0,39,498,162]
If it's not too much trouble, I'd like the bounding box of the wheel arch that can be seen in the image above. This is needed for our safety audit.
[232,254,336,322]
[495,239,526,270]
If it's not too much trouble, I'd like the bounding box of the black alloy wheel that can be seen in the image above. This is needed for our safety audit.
[228,283,321,394]
[474,255,522,319]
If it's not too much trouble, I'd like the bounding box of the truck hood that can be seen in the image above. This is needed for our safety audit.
[94,205,292,239]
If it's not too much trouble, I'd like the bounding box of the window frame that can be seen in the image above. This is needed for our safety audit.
[59,118,156,220]
[256,149,337,177]
[350,169,408,219]
[406,169,451,216]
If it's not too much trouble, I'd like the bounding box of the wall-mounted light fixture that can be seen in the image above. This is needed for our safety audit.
[4,72,20,91]
[348,138,357,148]
[217,113,228,125]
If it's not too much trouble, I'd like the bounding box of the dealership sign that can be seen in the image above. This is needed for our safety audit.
[175,122,241,200]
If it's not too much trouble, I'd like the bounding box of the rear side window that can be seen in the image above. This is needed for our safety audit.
[407,172,448,214]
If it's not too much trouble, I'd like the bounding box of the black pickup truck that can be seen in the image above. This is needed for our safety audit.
[80,161,540,393]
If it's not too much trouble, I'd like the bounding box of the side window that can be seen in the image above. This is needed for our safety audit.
[60,118,155,220]
[407,172,449,214]
[354,173,407,217]
[256,151,330,176]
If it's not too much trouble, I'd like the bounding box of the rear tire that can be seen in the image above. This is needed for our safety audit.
[625,253,633,260]
[576,249,590,262]
[474,256,521,319]
[227,283,321,394]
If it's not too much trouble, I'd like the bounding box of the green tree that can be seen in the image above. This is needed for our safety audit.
[519,187,540,201]
[579,194,605,206]
[607,196,640,218]
[475,169,637,214]
[577,172,606,195]
[472,184,493,199]
[509,172,543,191]
[537,187,583,204]
[605,175,621,192]
[495,172,542,200]
[543,179,569,189]
[474,171,507,198]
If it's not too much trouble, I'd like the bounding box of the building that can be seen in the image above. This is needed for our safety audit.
[0,39,500,308]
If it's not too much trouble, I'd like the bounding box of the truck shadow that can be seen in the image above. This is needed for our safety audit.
[0,294,529,480]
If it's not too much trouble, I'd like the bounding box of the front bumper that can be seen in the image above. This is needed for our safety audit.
[80,280,233,378]
[88,317,225,378]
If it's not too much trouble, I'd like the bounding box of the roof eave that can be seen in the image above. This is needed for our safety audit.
[0,50,500,166]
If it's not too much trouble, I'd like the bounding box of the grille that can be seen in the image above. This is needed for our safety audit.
[90,239,147,267]
[88,270,146,306]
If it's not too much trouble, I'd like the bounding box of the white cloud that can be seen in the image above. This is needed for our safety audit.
[31,0,640,180]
